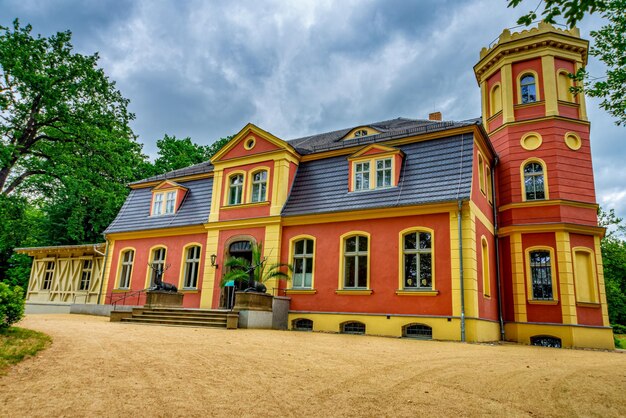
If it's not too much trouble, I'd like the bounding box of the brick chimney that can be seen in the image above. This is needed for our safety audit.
[428,112,442,121]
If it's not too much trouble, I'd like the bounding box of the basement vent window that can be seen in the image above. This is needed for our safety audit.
[341,321,366,335]
[403,324,433,340]
[293,318,313,331]
[530,335,562,348]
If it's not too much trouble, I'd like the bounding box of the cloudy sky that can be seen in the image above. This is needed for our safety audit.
[2,0,624,217]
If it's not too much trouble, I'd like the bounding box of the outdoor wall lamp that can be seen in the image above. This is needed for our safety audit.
[210,254,218,268]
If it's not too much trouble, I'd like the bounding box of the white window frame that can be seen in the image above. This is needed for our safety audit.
[152,193,164,215]
[292,239,314,289]
[376,158,392,188]
[119,250,134,289]
[354,162,370,191]
[229,174,244,205]
[165,191,176,214]
[251,171,267,203]
[183,246,201,289]
[343,235,368,289]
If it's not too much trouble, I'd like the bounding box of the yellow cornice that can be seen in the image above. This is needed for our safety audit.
[498,223,605,237]
[474,22,588,83]
[129,173,212,189]
[212,149,300,169]
[210,123,300,163]
[300,125,479,162]
[499,199,598,212]
[220,201,270,210]
[105,225,206,240]
[487,115,590,136]
[204,216,282,231]
[282,202,459,226]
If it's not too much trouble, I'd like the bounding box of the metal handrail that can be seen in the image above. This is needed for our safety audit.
[108,288,148,309]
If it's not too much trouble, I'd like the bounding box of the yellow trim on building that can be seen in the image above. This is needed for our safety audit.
[498,223,605,237]
[520,132,543,151]
[571,246,599,304]
[105,225,206,241]
[593,236,611,326]
[524,245,559,304]
[199,230,219,309]
[246,165,271,204]
[129,173,213,189]
[113,246,135,290]
[541,55,559,116]
[564,131,582,151]
[505,322,613,349]
[397,226,436,292]
[511,233,527,322]
[224,169,247,206]
[498,199,598,212]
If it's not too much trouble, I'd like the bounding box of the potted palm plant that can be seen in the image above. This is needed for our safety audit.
[220,242,291,311]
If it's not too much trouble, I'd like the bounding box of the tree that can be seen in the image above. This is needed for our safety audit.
[508,0,626,125]
[598,208,626,327]
[148,134,231,176]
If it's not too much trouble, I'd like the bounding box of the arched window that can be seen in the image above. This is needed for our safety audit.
[183,245,201,289]
[251,170,267,203]
[293,318,313,331]
[490,84,502,115]
[529,250,553,300]
[118,250,134,289]
[523,162,545,200]
[520,74,537,103]
[149,247,166,287]
[478,153,485,194]
[292,238,314,289]
[402,231,432,289]
[557,71,573,102]
[481,237,490,297]
[354,129,368,137]
[343,235,368,288]
[403,324,432,339]
[228,174,244,205]
[341,321,366,335]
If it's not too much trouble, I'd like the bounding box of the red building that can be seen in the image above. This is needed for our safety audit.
[24,22,613,349]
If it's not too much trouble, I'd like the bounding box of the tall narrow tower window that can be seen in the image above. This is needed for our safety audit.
[520,74,537,103]
[524,162,545,200]
[228,174,244,205]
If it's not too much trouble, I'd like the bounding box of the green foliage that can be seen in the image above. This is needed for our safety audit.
[612,323,626,334]
[0,326,51,374]
[0,283,24,330]
[508,0,626,125]
[598,208,626,327]
[147,134,231,177]
[4,253,32,289]
[220,242,291,288]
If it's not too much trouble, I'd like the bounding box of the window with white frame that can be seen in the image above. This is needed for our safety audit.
[118,250,134,289]
[165,191,176,214]
[229,174,244,205]
[403,231,432,289]
[292,239,314,288]
[183,246,201,289]
[79,259,93,291]
[344,235,368,288]
[149,248,166,286]
[354,162,370,191]
[152,193,164,215]
[251,171,267,203]
[376,158,392,188]
[42,261,55,290]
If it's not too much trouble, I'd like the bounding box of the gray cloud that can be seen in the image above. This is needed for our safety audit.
[1,0,624,217]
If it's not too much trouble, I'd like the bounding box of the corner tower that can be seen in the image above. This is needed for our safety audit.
[474,22,613,349]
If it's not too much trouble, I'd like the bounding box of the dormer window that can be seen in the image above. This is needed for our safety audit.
[165,191,176,214]
[229,174,244,205]
[152,193,164,215]
[354,129,368,137]
[150,180,188,216]
[348,144,404,192]
[354,162,370,191]
[376,159,392,188]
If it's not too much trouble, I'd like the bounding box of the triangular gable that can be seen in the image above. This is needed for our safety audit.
[152,180,188,192]
[348,144,404,160]
[341,126,382,141]
[211,123,300,163]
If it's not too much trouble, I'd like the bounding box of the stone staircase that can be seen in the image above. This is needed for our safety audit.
[116,307,237,329]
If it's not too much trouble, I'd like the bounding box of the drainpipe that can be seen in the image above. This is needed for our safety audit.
[491,159,505,341]
[458,199,466,342]
[96,240,110,305]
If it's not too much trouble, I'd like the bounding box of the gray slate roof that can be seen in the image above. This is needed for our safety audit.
[288,117,479,154]
[104,178,213,234]
[129,161,214,186]
[282,133,474,217]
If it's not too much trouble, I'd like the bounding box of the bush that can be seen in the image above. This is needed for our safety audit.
[612,323,626,335]
[0,283,25,330]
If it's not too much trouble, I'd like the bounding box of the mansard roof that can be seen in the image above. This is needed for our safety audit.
[282,132,475,217]
[104,177,213,235]
[129,161,214,187]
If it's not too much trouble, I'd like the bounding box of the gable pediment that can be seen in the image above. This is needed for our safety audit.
[152,180,188,192]
[211,123,300,163]
[348,144,403,160]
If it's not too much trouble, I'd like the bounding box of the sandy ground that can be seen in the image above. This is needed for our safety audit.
[1,315,625,418]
